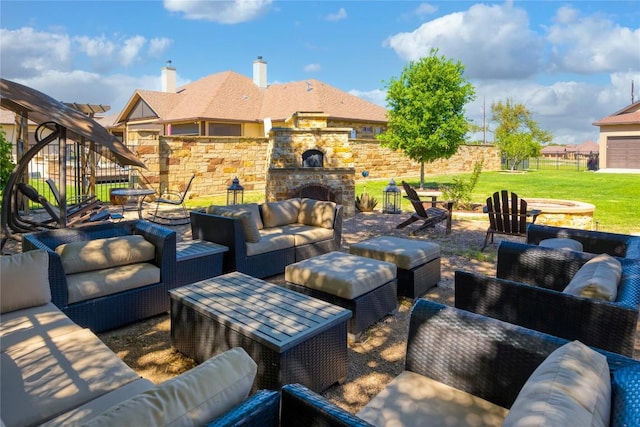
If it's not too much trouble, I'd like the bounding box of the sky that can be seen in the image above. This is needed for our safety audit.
[1,0,639,146]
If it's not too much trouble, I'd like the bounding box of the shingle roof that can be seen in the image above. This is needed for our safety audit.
[593,101,640,126]
[125,71,387,124]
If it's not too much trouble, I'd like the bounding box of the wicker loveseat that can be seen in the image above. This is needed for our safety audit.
[191,198,343,278]
[527,223,640,259]
[455,241,640,356]
[0,250,280,427]
[21,220,177,332]
[275,299,640,426]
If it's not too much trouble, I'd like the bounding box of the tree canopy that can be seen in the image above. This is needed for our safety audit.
[378,48,475,188]
[0,126,15,191]
[491,99,552,170]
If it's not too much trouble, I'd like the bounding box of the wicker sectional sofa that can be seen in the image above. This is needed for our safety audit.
[276,299,640,426]
[527,223,640,259]
[455,241,640,356]
[0,250,280,427]
[21,220,177,332]
[191,198,343,278]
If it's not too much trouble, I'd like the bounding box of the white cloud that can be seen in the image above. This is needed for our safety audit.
[384,2,544,79]
[325,8,347,22]
[545,6,640,74]
[304,63,321,72]
[13,70,162,112]
[414,3,438,18]
[148,37,173,57]
[163,0,273,24]
[0,28,72,78]
[120,36,147,66]
[349,89,387,108]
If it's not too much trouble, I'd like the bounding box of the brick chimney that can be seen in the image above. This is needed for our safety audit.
[253,56,267,89]
[161,60,176,93]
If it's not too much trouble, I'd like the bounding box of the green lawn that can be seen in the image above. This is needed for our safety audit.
[16,170,637,234]
[358,170,640,234]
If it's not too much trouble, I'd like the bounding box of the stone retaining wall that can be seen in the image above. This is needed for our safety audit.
[130,129,500,206]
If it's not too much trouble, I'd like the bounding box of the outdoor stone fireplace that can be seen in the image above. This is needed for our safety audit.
[265,112,356,216]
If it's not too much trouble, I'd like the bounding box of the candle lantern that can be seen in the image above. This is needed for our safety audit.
[226,177,244,205]
[382,179,402,214]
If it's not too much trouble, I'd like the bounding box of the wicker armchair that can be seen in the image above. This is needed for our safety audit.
[455,241,640,356]
[277,299,640,426]
[527,223,640,259]
[21,220,177,332]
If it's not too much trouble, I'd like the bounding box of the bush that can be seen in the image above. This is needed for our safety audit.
[442,160,483,210]
[0,126,15,192]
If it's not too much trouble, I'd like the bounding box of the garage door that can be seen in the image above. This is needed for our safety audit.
[607,137,640,168]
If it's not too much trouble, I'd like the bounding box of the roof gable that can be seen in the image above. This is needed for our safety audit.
[120,71,387,125]
[593,101,640,126]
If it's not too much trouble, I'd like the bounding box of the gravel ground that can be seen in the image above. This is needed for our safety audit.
[5,210,637,414]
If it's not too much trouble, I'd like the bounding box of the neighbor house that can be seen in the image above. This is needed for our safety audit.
[593,100,640,170]
[112,57,388,143]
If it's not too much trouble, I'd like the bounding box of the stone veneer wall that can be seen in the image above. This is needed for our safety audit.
[350,140,501,179]
[129,127,499,214]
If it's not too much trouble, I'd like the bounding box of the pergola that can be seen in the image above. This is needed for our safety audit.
[0,78,145,245]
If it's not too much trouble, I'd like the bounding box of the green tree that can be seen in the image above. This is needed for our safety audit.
[491,99,552,170]
[0,126,15,191]
[378,48,476,189]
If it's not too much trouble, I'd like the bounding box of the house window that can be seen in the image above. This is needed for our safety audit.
[171,123,199,135]
[208,123,241,136]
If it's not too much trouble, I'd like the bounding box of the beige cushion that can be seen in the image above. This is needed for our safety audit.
[539,238,584,251]
[349,236,440,270]
[0,328,142,427]
[297,198,336,229]
[503,340,611,427]
[55,235,155,274]
[40,379,154,427]
[0,302,80,352]
[66,263,160,304]
[246,231,295,256]
[208,203,264,229]
[261,199,301,228]
[207,206,261,243]
[0,250,51,313]
[285,251,397,299]
[357,370,508,426]
[279,224,335,246]
[563,253,622,301]
[84,347,257,427]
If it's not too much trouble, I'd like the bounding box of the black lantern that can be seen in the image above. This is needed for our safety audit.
[226,177,244,205]
[382,179,401,214]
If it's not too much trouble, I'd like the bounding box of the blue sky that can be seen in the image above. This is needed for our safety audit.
[1,0,639,146]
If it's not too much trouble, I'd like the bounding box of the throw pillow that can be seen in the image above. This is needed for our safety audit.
[0,250,51,313]
[55,235,156,274]
[207,206,261,243]
[563,253,623,301]
[297,198,336,229]
[261,199,301,228]
[84,347,257,427]
[503,340,611,427]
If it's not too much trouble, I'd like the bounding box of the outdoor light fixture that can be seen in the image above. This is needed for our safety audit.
[226,177,244,205]
[382,179,402,214]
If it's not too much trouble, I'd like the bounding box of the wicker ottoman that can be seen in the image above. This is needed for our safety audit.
[349,236,441,299]
[284,251,397,338]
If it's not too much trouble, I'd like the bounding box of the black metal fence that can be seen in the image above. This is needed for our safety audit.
[17,141,131,210]
[502,154,599,172]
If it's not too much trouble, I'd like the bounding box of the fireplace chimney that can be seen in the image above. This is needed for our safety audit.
[162,60,176,93]
[253,56,267,89]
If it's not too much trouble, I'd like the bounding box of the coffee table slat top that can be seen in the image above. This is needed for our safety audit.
[170,272,351,352]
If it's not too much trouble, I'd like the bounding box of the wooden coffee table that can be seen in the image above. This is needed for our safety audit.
[169,272,352,392]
